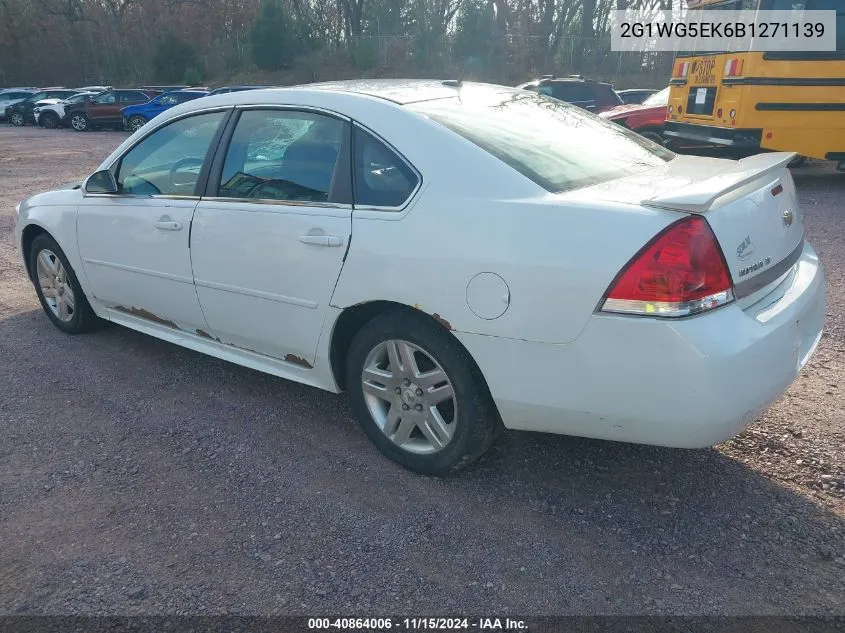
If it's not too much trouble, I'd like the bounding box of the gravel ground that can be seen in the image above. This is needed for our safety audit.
[0,126,843,616]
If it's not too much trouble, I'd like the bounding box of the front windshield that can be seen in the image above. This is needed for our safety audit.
[410,87,674,194]
[643,87,670,107]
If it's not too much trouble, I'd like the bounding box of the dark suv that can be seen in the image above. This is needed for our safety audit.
[64,89,156,131]
[517,75,623,114]
[5,89,78,126]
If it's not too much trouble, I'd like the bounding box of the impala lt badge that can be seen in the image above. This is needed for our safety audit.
[783,209,795,227]
[736,235,754,260]
[739,257,772,278]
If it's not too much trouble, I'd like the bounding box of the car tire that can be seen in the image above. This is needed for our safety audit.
[346,309,501,475]
[128,116,147,133]
[69,113,90,132]
[9,112,24,126]
[640,131,664,145]
[28,233,100,334]
[40,111,60,129]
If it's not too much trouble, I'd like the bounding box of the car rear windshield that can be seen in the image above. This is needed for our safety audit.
[409,88,674,193]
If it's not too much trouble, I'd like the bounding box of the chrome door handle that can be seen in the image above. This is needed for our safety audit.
[152,220,182,231]
[299,235,344,247]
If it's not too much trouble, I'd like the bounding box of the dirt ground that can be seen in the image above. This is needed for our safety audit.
[0,125,843,615]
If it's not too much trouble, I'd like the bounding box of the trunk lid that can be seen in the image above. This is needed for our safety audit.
[582,152,804,296]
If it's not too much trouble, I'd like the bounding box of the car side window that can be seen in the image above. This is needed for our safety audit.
[159,94,179,106]
[120,91,144,103]
[218,109,346,204]
[353,127,419,208]
[114,111,226,197]
[94,92,116,105]
[537,85,554,97]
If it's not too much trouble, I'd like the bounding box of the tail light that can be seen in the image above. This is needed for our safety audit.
[724,58,744,77]
[600,217,734,318]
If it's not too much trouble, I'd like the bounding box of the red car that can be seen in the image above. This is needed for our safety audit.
[599,87,669,145]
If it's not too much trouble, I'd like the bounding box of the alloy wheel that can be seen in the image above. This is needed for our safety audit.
[10,112,23,126]
[36,249,76,322]
[71,115,87,131]
[361,339,457,455]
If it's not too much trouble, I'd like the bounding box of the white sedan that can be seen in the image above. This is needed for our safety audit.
[15,80,825,474]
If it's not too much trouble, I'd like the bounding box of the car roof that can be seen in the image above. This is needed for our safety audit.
[214,84,274,89]
[300,79,466,105]
[160,89,207,95]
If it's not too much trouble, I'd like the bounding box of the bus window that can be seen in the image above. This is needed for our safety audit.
[759,0,845,51]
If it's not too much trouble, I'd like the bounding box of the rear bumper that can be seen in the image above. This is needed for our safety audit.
[665,121,763,148]
[457,242,825,448]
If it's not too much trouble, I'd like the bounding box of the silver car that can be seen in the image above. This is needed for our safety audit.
[0,89,37,120]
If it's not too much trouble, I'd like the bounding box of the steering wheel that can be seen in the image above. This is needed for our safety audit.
[122,175,161,196]
[169,157,205,192]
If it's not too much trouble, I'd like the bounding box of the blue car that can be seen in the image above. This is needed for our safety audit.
[121,89,208,132]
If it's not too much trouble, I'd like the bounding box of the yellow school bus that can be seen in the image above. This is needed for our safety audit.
[665,0,845,166]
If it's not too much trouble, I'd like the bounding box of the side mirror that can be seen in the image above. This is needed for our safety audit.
[84,170,118,194]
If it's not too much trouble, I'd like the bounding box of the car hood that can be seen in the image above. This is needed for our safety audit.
[600,104,666,120]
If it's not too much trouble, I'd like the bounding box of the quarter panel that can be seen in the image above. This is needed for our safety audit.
[333,189,677,344]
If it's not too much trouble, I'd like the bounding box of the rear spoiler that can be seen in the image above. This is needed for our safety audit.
[642,152,796,213]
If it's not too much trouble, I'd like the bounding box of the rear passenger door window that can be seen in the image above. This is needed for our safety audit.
[353,127,419,209]
[93,92,116,105]
[217,109,349,204]
[120,91,149,103]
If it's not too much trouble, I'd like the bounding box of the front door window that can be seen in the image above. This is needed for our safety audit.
[115,111,226,196]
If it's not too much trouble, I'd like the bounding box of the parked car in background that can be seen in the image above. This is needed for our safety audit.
[34,91,99,129]
[142,85,188,94]
[64,88,157,131]
[14,80,824,474]
[600,87,670,145]
[517,75,623,113]
[0,89,38,120]
[121,89,208,132]
[616,88,659,105]
[207,85,273,96]
[5,89,77,125]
